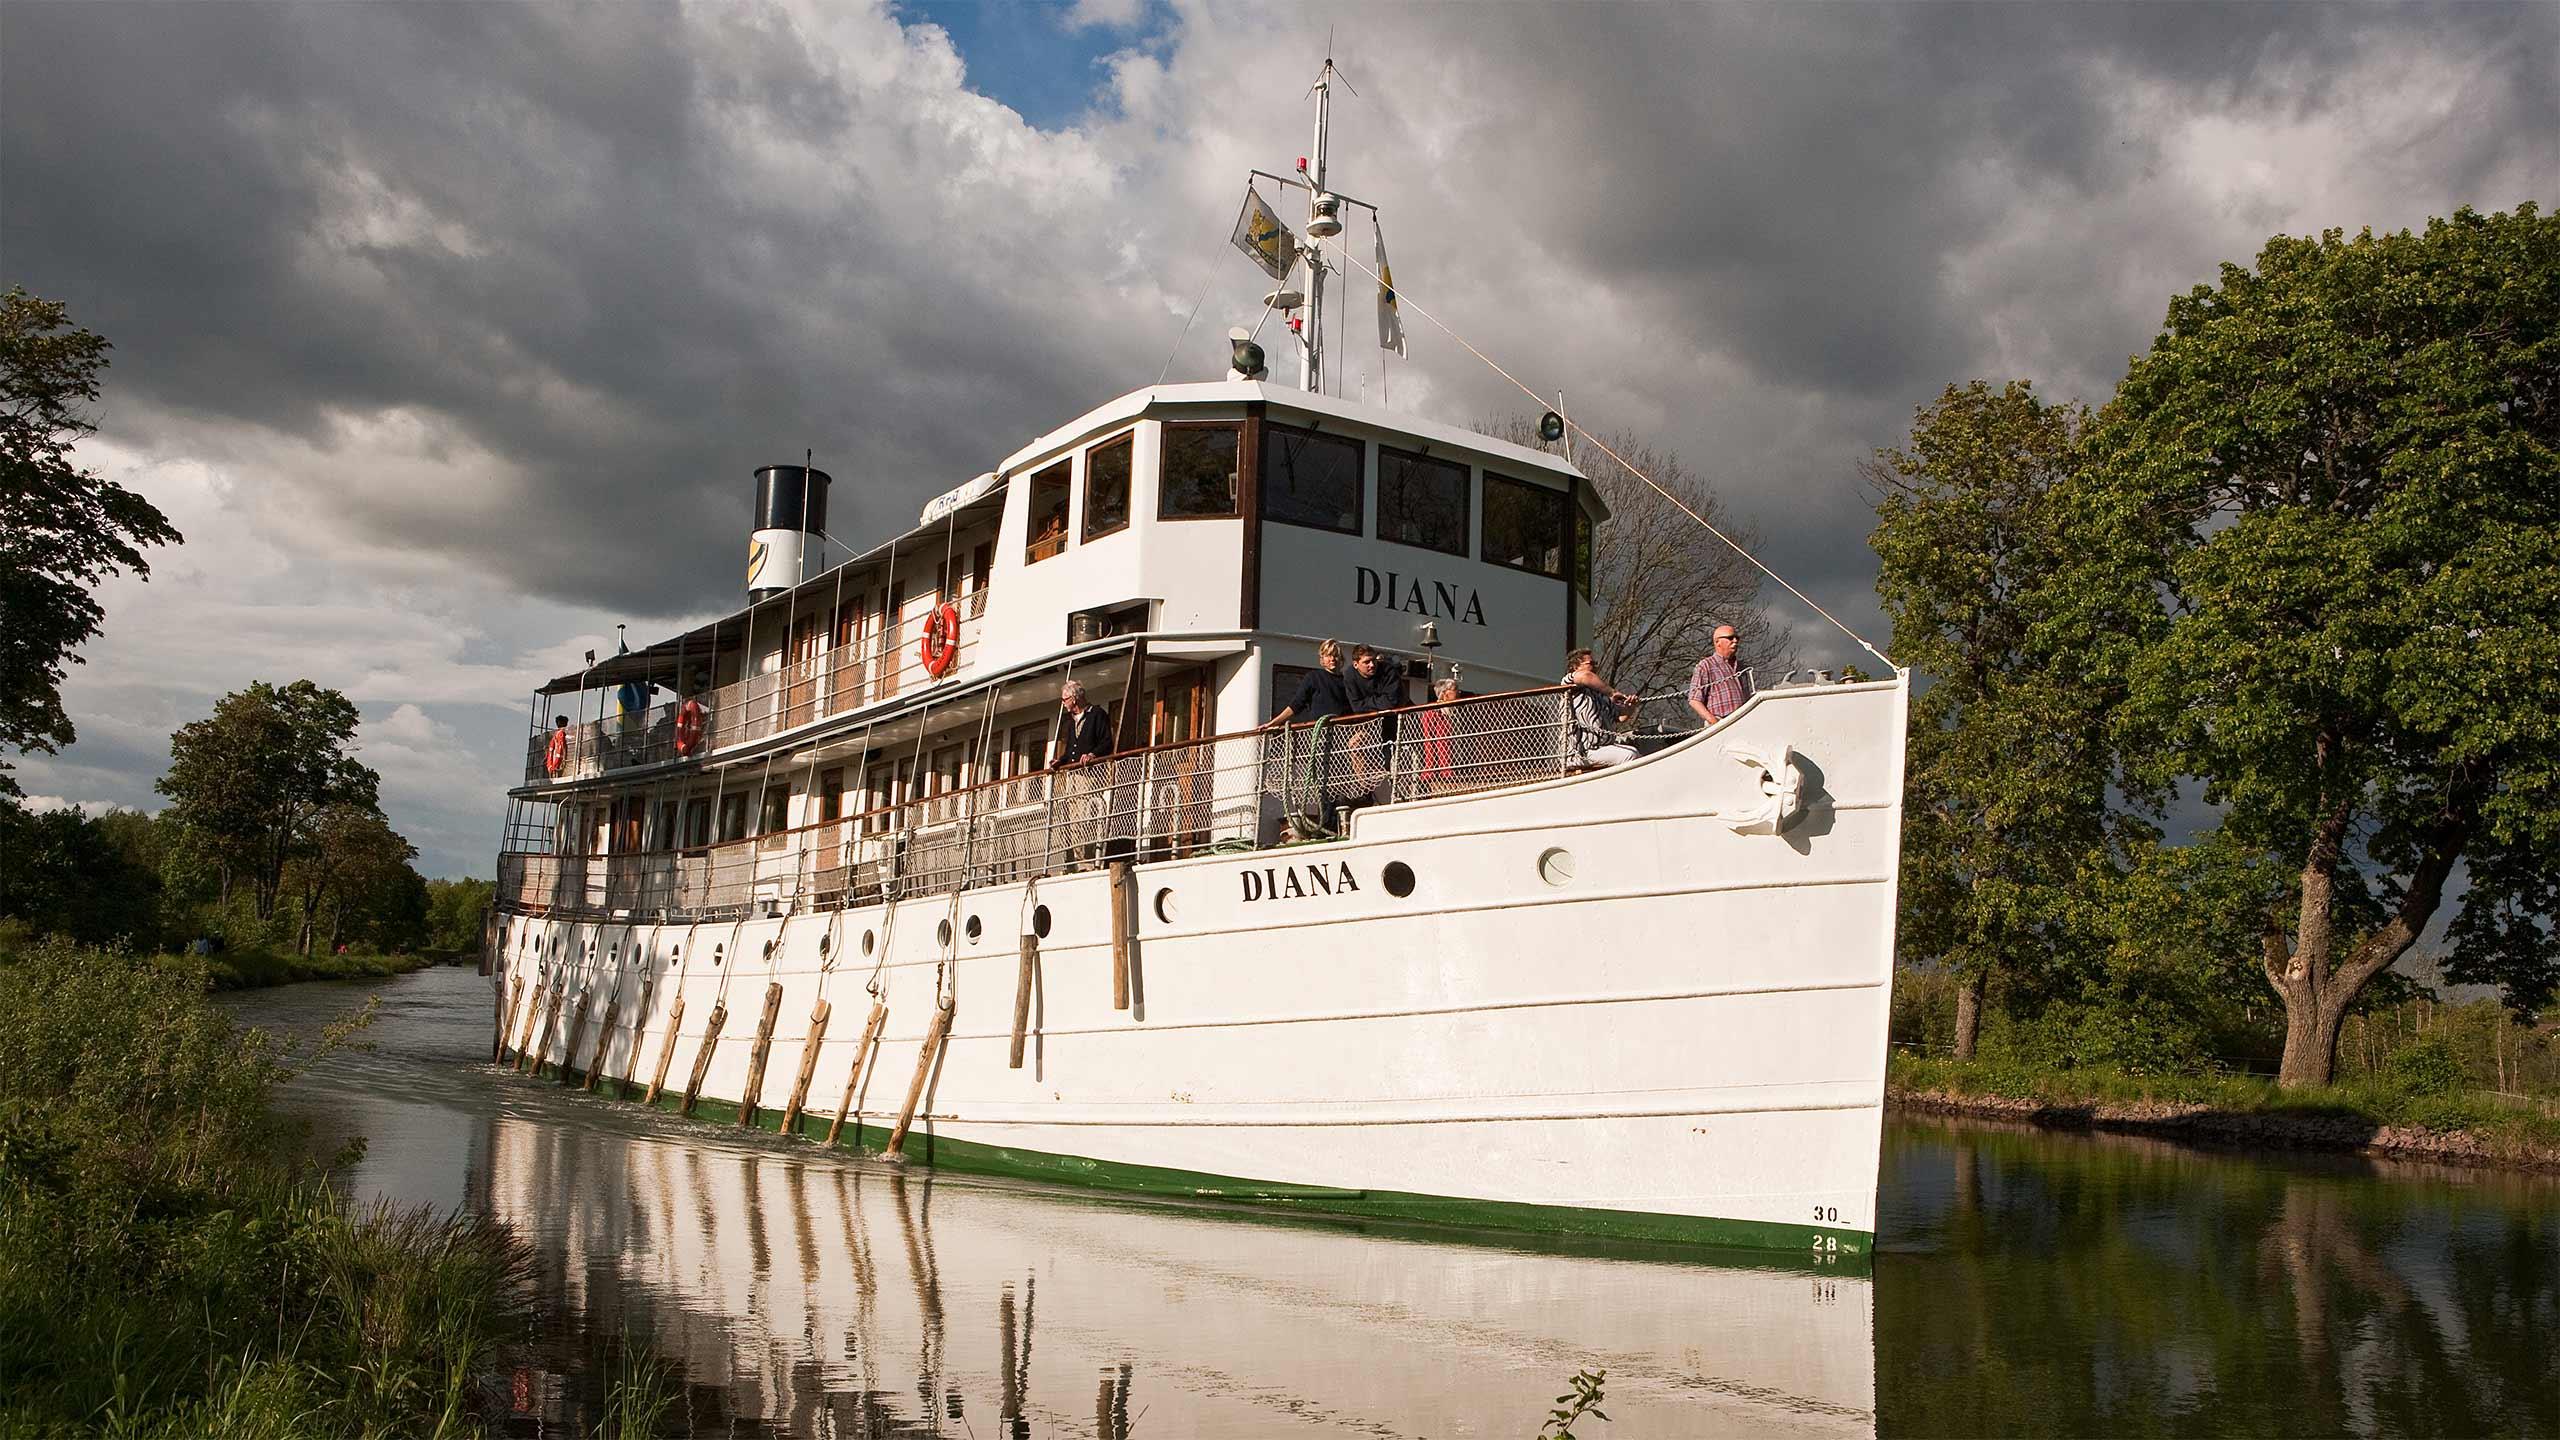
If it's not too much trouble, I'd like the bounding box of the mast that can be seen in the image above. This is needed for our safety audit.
[1300,57,1336,394]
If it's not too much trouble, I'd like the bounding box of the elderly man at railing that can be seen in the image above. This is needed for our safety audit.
[1053,679,1116,870]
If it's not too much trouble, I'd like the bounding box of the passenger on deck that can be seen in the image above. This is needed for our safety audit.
[1563,649,1638,770]
[1345,644,1408,718]
[1689,624,1753,722]
[1417,678,1460,792]
[1054,680,1115,869]
[1266,639,1352,726]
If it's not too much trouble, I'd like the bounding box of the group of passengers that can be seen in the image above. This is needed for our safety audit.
[1563,622,1754,770]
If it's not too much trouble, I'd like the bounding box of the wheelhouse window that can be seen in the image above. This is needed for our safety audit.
[1573,504,1596,599]
[1261,424,1362,534]
[1482,472,1569,578]
[1159,423,1241,519]
[1025,461,1070,563]
[1083,433,1133,541]
[1377,447,1469,556]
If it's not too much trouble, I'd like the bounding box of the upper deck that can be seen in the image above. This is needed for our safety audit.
[521,383,1608,792]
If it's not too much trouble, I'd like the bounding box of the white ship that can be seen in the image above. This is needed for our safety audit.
[487,61,1907,1262]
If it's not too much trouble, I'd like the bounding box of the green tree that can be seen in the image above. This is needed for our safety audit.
[2078,204,2560,1085]
[1869,381,2130,1058]
[157,682,383,923]
[0,289,180,796]
[424,876,494,954]
[0,804,161,947]
[284,804,419,956]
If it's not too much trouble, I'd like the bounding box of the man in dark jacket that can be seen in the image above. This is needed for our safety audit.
[1054,680,1115,868]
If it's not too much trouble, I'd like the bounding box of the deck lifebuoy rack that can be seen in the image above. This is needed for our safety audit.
[919,602,961,678]
[673,698,706,758]
[543,727,568,778]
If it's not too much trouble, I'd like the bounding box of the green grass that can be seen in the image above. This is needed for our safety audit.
[1890,1052,2560,1158]
[174,943,445,991]
[0,937,535,1436]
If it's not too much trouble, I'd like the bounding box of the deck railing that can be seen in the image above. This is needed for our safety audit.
[524,604,985,784]
[496,683,1717,921]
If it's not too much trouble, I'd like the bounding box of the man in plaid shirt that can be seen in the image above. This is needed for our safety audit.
[1688,624,1753,721]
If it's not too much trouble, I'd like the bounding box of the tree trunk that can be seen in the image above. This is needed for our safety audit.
[2276,991,2349,1089]
[1953,968,1985,1061]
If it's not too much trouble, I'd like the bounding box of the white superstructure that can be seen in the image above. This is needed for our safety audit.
[484,65,1906,1261]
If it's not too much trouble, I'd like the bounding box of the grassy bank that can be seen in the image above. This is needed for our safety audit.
[1890,1052,2560,1170]
[0,938,529,1435]
[181,943,449,991]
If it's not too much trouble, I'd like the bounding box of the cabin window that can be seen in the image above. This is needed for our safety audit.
[1377,447,1469,557]
[1083,433,1133,541]
[1006,722,1049,804]
[683,797,712,849]
[1482,472,1569,578]
[1159,423,1241,519]
[1261,424,1362,535]
[1025,461,1070,563]
[717,792,750,844]
[818,769,843,824]
[1573,504,1595,599]
[757,785,792,849]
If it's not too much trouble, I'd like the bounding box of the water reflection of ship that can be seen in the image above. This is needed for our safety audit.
[473,1113,1877,1437]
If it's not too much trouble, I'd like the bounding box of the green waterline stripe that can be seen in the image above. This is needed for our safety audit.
[511,1049,1871,1265]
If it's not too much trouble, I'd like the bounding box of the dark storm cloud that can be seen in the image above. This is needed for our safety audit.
[3,2,1150,621]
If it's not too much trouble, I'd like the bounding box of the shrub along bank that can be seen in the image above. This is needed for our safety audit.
[0,938,529,1436]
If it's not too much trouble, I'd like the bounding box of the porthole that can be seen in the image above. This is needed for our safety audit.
[1032,905,1053,939]
[1537,847,1576,887]
[670,946,682,966]
[762,938,776,961]
[1154,887,1179,925]
[937,919,953,947]
[818,933,833,958]
[1382,861,1416,898]
[609,944,620,965]
[711,944,725,968]
[964,915,983,944]
[862,929,876,956]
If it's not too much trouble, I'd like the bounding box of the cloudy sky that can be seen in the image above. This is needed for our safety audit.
[4,0,2551,879]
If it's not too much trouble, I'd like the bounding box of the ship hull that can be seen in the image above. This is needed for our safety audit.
[495,679,1906,1259]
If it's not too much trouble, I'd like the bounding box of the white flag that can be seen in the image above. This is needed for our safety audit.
[1375,223,1407,357]
[1232,187,1300,281]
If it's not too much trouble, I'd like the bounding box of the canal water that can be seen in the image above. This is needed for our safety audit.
[249,967,2557,1437]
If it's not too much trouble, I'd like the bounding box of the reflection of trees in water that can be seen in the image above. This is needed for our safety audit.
[1879,1120,2559,1436]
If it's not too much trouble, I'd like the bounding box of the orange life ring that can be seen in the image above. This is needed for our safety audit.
[919,602,961,677]
[673,699,706,757]
[543,727,568,777]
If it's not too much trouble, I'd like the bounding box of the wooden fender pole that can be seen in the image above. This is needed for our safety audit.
[1010,936,1038,1069]
[497,975,524,1063]
[582,989,624,1093]
[781,999,832,1137]
[1108,860,1133,1011]
[885,997,956,1159]
[737,983,787,1127]
[528,986,568,1077]
[641,995,686,1106]
[826,1001,888,1145]
[680,1001,729,1117]
[514,977,548,1071]
[560,993,596,1086]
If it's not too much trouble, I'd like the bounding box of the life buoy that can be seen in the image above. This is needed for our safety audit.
[919,602,961,678]
[673,699,706,758]
[544,727,568,777]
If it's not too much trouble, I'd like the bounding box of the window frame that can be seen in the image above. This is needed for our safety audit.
[1081,431,1135,542]
[1024,460,1071,564]
[1258,422,1365,537]
[1375,445,1472,558]
[1157,421,1243,521]
[1480,471,1572,580]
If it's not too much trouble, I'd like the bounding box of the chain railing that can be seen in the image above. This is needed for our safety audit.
[522,604,985,784]
[501,680,1716,921]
